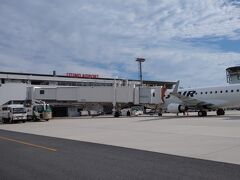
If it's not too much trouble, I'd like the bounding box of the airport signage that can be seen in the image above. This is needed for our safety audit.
[66,73,99,79]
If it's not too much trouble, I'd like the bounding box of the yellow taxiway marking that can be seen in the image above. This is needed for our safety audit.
[0,136,57,152]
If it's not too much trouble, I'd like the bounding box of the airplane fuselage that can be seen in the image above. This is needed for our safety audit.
[164,83,240,110]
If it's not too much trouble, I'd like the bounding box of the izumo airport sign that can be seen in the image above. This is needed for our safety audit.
[66,73,99,79]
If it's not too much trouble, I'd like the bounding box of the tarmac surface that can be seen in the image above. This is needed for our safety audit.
[1,129,240,180]
[1,111,240,165]
[1,111,240,179]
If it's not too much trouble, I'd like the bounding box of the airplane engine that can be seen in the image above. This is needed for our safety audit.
[167,103,186,113]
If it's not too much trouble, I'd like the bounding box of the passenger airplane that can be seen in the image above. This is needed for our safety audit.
[159,81,240,116]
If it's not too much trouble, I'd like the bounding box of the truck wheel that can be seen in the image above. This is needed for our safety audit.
[216,108,225,116]
[2,118,6,124]
[114,111,120,117]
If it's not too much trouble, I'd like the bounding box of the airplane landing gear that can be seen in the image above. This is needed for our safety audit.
[216,108,225,116]
[198,111,207,117]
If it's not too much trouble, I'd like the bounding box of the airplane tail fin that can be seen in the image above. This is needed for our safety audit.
[161,84,167,103]
[172,80,180,94]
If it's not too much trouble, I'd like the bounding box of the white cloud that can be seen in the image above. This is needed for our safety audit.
[0,0,239,87]
[143,46,240,87]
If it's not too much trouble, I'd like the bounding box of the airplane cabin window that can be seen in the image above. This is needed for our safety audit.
[210,91,212,94]
[231,90,234,92]
[225,90,228,93]
[201,92,203,94]
[237,89,239,92]
[205,92,208,94]
[215,91,217,93]
[220,90,223,93]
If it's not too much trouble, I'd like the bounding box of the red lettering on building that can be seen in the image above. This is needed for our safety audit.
[66,73,99,79]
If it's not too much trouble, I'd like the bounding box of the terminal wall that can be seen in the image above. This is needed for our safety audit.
[0,83,27,105]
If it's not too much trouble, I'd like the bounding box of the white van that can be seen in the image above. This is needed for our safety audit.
[0,104,27,123]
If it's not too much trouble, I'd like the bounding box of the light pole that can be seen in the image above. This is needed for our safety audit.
[136,58,145,86]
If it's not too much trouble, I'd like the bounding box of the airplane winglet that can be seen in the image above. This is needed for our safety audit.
[172,80,180,94]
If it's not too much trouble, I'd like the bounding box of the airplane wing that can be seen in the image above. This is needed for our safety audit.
[170,92,217,109]
[170,81,218,110]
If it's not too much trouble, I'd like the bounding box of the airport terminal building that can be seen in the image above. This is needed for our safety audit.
[0,71,175,117]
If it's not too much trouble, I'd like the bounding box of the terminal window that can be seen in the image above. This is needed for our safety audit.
[40,90,45,95]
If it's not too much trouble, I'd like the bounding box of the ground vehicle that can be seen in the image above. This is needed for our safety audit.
[88,110,102,116]
[27,100,52,121]
[120,106,144,116]
[79,110,103,116]
[1,100,52,121]
[0,104,27,123]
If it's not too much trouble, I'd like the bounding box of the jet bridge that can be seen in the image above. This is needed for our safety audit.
[32,86,162,104]
[29,85,162,116]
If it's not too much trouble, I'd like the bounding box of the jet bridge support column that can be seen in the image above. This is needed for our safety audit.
[112,79,118,117]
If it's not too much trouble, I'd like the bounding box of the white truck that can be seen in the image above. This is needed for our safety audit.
[0,104,27,123]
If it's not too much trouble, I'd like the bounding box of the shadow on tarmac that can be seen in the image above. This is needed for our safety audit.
[137,114,240,122]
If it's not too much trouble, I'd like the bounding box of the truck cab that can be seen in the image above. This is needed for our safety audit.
[31,102,52,121]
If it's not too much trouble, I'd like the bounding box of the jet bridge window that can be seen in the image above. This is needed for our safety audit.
[40,90,45,95]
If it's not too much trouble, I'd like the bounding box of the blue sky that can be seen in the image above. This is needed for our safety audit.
[0,0,240,87]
